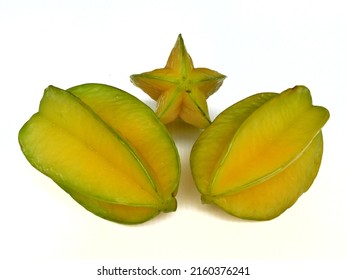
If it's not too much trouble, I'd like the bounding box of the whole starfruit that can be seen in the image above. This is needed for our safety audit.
[18,84,180,224]
[130,34,226,128]
[190,86,329,220]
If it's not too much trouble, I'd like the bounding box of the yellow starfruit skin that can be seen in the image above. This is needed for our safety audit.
[130,34,226,128]
[190,86,329,220]
[18,84,181,225]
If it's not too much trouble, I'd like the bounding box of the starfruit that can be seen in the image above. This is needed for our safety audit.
[18,84,180,224]
[190,86,329,220]
[130,34,226,128]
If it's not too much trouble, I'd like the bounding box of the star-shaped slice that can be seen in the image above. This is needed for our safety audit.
[130,34,226,128]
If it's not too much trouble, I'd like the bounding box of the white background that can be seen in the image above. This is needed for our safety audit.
[1,0,346,278]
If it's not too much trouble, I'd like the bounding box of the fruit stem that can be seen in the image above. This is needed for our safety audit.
[162,197,177,213]
[201,195,214,205]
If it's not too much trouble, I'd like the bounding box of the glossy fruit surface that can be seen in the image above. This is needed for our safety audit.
[190,86,329,220]
[18,84,180,224]
[130,34,226,128]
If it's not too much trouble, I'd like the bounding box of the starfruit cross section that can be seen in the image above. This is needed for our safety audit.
[190,86,329,220]
[130,34,226,128]
[18,84,180,224]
